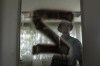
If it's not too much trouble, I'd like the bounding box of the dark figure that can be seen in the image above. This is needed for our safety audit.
[51,21,82,66]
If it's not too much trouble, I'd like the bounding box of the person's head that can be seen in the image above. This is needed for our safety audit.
[58,11,74,35]
[58,20,73,34]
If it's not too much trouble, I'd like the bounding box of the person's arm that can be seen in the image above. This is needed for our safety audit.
[74,39,83,66]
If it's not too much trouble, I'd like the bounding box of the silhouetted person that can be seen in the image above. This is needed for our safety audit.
[51,20,82,66]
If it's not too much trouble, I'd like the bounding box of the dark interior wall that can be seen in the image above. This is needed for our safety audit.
[0,0,2,65]
[0,0,100,66]
[81,0,100,66]
[0,0,20,66]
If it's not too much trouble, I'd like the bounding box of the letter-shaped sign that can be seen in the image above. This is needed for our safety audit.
[32,9,73,55]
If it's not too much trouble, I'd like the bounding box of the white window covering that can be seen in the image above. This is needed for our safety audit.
[20,22,82,66]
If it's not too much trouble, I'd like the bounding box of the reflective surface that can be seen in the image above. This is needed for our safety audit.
[20,0,82,66]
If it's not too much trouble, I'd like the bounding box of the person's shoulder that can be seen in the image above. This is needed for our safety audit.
[70,36,81,44]
[70,36,79,41]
